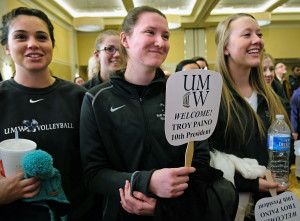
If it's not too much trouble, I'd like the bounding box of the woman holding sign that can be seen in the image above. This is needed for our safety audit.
[212,13,291,220]
[80,6,210,221]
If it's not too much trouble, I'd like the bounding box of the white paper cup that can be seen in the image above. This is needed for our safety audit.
[0,139,37,177]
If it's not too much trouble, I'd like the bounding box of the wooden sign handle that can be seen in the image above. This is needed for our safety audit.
[265,169,277,197]
[185,141,194,167]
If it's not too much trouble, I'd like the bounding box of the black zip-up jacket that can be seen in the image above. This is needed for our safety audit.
[271,80,291,117]
[209,92,291,203]
[80,69,210,221]
[82,72,103,90]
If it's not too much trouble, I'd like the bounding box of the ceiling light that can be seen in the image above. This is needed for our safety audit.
[166,15,181,30]
[257,20,271,26]
[133,0,196,15]
[73,17,104,32]
[74,25,104,32]
[55,0,127,17]
[168,22,181,30]
[211,0,277,14]
[251,12,271,27]
[273,7,300,13]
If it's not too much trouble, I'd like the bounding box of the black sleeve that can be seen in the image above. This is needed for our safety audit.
[193,139,210,165]
[130,140,210,197]
[234,173,259,193]
[80,93,131,196]
[279,94,291,119]
[272,81,291,118]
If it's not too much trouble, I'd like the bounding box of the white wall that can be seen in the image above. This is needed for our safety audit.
[184,28,206,59]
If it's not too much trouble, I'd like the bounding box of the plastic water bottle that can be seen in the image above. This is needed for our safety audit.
[267,114,291,187]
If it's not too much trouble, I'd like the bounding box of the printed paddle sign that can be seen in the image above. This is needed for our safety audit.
[255,191,300,221]
[165,69,222,166]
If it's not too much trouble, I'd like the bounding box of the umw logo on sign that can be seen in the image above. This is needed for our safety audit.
[183,75,210,107]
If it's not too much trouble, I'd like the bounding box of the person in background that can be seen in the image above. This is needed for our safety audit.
[192,56,209,70]
[82,30,124,89]
[175,59,200,72]
[275,62,292,100]
[74,76,84,85]
[0,7,99,220]
[275,62,287,82]
[262,53,275,86]
[289,64,300,96]
[262,53,290,117]
[212,13,291,220]
[80,6,210,221]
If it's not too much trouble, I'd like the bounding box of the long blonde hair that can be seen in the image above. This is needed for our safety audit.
[215,13,290,147]
[87,30,120,79]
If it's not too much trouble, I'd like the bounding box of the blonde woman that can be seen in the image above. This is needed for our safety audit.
[263,53,290,116]
[83,30,125,89]
[212,13,291,220]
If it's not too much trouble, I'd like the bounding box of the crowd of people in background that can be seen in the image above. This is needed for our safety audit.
[0,4,300,221]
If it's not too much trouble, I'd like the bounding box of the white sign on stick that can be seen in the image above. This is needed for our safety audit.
[165,69,222,146]
[255,191,300,221]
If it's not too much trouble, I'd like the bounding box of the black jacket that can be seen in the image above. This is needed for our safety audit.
[271,80,291,117]
[274,76,292,100]
[82,73,103,90]
[153,161,238,221]
[80,69,210,221]
[289,75,300,95]
[209,89,292,204]
[209,92,271,201]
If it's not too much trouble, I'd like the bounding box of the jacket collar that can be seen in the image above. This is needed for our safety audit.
[109,68,166,99]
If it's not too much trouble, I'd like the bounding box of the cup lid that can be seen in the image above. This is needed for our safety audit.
[0,139,37,152]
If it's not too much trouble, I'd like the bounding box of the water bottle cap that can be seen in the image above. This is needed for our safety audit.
[275,114,284,119]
